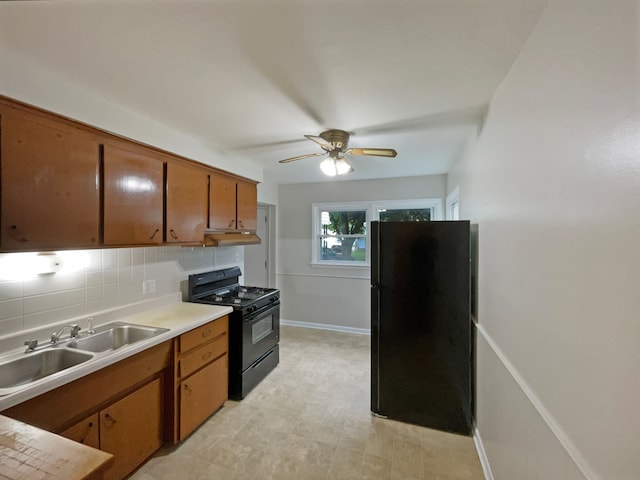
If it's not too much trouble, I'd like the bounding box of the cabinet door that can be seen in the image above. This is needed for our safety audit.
[0,106,100,251]
[60,413,100,449]
[166,162,207,244]
[100,378,163,480]
[209,172,237,231]
[236,180,257,231]
[103,143,163,246]
[179,355,228,441]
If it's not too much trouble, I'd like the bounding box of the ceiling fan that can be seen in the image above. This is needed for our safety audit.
[278,129,397,176]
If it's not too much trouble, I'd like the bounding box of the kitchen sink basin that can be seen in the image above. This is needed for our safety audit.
[0,348,94,389]
[66,322,169,353]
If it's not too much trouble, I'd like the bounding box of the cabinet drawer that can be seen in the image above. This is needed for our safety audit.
[179,316,228,353]
[179,355,227,440]
[179,333,227,379]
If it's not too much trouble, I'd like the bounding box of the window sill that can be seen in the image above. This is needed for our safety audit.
[310,262,370,269]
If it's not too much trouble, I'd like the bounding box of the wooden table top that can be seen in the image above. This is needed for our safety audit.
[0,415,113,480]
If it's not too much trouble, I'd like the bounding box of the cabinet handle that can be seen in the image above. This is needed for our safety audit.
[169,229,179,240]
[149,228,160,240]
[79,422,94,444]
[202,351,212,362]
[202,329,211,339]
[228,220,235,227]
[184,384,191,394]
[103,413,117,427]
[9,225,28,242]
[238,220,244,228]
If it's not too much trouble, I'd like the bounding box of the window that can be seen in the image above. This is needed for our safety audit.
[314,205,369,265]
[312,199,442,266]
[377,208,432,222]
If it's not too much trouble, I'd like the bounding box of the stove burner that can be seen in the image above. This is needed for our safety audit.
[188,269,279,313]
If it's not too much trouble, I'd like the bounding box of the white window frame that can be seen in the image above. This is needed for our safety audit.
[312,198,443,267]
[446,186,460,220]
[372,198,443,223]
[312,201,370,267]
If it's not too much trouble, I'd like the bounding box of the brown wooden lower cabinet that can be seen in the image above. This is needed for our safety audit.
[2,318,230,479]
[175,315,229,442]
[179,355,227,440]
[3,341,171,480]
[61,412,100,449]
[100,378,163,480]
[58,379,162,480]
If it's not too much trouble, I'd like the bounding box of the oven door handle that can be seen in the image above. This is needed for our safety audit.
[244,302,280,322]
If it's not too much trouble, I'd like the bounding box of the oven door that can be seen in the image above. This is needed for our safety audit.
[242,303,280,371]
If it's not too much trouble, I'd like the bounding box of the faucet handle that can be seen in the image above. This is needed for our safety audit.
[70,324,81,337]
[24,339,38,351]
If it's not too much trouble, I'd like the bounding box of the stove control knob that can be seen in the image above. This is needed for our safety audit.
[248,305,257,313]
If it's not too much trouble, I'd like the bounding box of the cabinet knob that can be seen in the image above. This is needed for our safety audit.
[103,413,117,427]
[9,225,28,242]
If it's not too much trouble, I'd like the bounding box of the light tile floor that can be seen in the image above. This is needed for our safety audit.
[130,326,485,479]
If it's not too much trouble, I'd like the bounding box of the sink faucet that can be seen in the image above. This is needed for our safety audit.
[24,338,39,352]
[51,324,81,344]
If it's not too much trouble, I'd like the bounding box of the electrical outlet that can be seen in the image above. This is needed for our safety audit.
[235,253,240,262]
[142,279,156,295]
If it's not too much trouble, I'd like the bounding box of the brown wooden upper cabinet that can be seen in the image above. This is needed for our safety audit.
[103,143,164,246]
[237,179,258,231]
[165,161,208,244]
[0,105,101,252]
[209,172,257,232]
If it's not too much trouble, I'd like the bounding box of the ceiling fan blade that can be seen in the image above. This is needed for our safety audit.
[304,134,333,150]
[278,152,326,164]
[346,148,398,158]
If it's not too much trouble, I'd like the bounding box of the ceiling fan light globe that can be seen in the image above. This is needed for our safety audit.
[335,158,353,175]
[320,158,338,176]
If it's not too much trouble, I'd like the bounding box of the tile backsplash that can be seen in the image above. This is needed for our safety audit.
[0,245,244,337]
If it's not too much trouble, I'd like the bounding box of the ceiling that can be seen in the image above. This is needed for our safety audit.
[0,0,547,184]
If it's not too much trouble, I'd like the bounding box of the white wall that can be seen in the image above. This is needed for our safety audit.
[450,1,640,479]
[278,175,446,331]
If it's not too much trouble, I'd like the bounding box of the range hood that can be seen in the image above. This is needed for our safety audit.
[202,232,261,247]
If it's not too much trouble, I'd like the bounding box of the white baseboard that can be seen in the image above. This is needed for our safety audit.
[280,318,371,335]
[473,427,494,480]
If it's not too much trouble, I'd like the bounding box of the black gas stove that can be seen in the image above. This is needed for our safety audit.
[188,267,279,314]
[187,267,280,399]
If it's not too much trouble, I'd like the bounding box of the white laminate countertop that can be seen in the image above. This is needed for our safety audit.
[0,300,232,411]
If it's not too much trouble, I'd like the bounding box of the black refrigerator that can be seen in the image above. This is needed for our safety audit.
[371,220,472,435]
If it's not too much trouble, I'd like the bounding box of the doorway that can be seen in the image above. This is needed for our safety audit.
[243,204,272,287]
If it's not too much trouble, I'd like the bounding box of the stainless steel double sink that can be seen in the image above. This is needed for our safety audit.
[0,322,169,394]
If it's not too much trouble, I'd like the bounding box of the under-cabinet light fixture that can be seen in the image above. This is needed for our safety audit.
[0,251,89,280]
